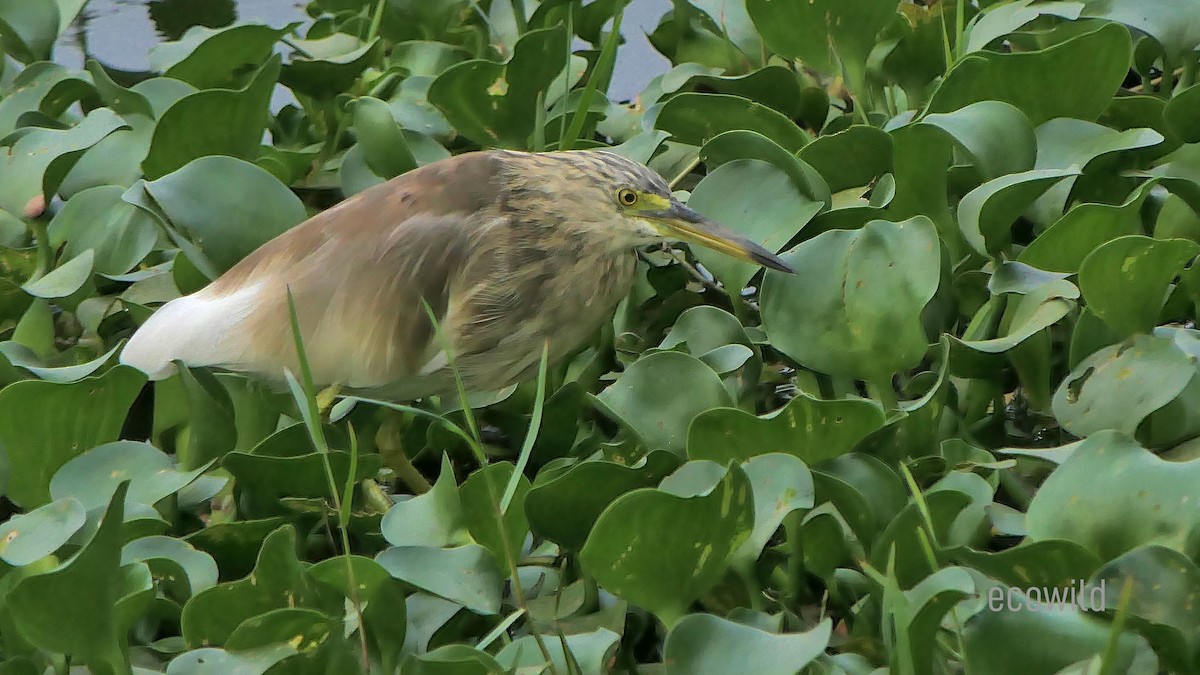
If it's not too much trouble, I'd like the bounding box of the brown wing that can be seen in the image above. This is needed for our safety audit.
[121,151,507,392]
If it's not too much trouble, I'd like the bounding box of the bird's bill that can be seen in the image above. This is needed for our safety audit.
[646,202,795,274]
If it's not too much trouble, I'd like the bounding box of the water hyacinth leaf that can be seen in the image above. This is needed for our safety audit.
[951,282,1076,354]
[688,393,886,464]
[166,645,298,675]
[1052,334,1195,439]
[1166,84,1200,144]
[1082,0,1200,62]
[948,539,1101,591]
[7,483,130,672]
[49,440,211,510]
[403,645,504,675]
[180,525,341,647]
[222,608,342,670]
[663,615,831,675]
[0,0,58,63]
[139,155,307,274]
[46,186,158,277]
[525,451,679,550]
[150,23,291,89]
[0,108,127,219]
[143,56,281,179]
[1017,184,1149,273]
[957,168,1078,257]
[963,0,1084,54]
[184,517,288,582]
[890,567,977,675]
[0,497,85,566]
[928,23,1132,125]
[655,93,810,152]
[375,545,503,615]
[870,490,971,588]
[0,366,145,508]
[349,96,417,179]
[0,341,121,384]
[281,34,382,99]
[222,450,381,518]
[734,453,815,564]
[594,351,733,455]
[496,628,620,675]
[579,463,754,627]
[700,131,830,206]
[1028,431,1200,560]
[1088,545,1200,672]
[687,159,822,291]
[428,26,568,148]
[918,101,1036,180]
[459,462,530,567]
[747,0,900,92]
[1078,236,1200,337]
[761,216,940,382]
[122,535,219,598]
[381,454,470,548]
[20,249,93,299]
[962,592,1155,675]
[796,125,893,193]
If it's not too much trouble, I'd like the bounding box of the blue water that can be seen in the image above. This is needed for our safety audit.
[55,0,671,102]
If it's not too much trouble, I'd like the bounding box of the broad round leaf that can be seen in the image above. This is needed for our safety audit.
[761,216,940,381]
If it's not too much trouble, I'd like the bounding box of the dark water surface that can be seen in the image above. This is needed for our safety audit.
[54,0,671,102]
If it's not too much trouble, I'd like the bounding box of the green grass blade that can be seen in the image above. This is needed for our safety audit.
[560,4,623,150]
[501,343,548,514]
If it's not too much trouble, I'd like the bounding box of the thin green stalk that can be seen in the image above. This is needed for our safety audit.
[285,289,370,672]
[28,220,52,280]
[1098,577,1135,675]
[668,155,701,190]
[558,4,575,147]
[366,0,387,42]
[510,0,528,35]
[561,5,624,149]
[420,301,559,674]
[532,90,546,152]
[868,377,898,412]
[503,344,549,513]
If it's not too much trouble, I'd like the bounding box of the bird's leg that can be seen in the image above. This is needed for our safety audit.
[376,411,433,495]
[315,384,342,418]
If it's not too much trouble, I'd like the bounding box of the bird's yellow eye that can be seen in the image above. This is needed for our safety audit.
[617,188,639,206]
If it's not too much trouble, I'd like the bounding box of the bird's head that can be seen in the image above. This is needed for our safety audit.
[530,150,794,274]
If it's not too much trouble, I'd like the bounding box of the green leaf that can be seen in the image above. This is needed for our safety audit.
[1018,182,1150,273]
[688,393,886,464]
[747,0,900,93]
[948,539,1101,591]
[957,168,1078,257]
[0,497,85,566]
[761,216,940,382]
[149,23,290,88]
[1029,431,1200,561]
[122,535,219,599]
[0,0,58,63]
[375,544,503,615]
[8,483,131,672]
[928,23,1132,125]
[1078,235,1200,337]
[525,451,679,551]
[180,525,341,647]
[349,95,418,179]
[0,108,127,219]
[496,628,620,675]
[655,93,810,152]
[50,440,212,510]
[0,366,146,508]
[381,454,471,548]
[686,159,823,292]
[1166,84,1200,144]
[919,101,1036,181]
[143,56,281,179]
[796,125,893,193]
[138,155,307,274]
[46,186,158,277]
[1052,334,1195,439]
[428,27,568,148]
[1082,0,1200,62]
[282,35,382,99]
[963,0,1084,53]
[579,463,754,626]
[1089,545,1200,672]
[663,615,831,674]
[20,249,93,299]
[734,454,814,565]
[594,351,733,455]
[459,462,530,567]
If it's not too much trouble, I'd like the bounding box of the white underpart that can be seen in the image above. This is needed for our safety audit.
[119,283,264,379]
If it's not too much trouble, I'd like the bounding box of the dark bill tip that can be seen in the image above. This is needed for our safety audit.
[749,247,795,274]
